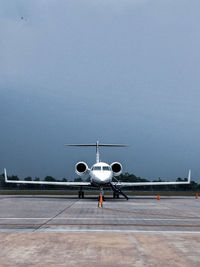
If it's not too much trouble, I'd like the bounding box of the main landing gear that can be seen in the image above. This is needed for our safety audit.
[113,192,119,199]
[110,183,129,200]
[78,187,84,198]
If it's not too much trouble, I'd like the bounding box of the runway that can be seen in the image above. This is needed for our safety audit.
[0,195,200,232]
[0,195,200,266]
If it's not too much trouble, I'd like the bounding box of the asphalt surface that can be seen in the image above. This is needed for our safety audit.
[0,195,200,266]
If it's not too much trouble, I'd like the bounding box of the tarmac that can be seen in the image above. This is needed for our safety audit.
[0,195,200,266]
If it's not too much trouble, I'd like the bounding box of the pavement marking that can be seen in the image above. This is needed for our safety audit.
[1,229,200,234]
[32,229,200,234]
[39,229,200,234]
[0,218,53,220]
[0,229,34,233]
[33,200,79,232]
[1,217,200,221]
[118,203,158,205]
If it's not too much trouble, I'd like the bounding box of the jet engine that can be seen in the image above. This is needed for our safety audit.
[75,162,88,175]
[110,162,122,176]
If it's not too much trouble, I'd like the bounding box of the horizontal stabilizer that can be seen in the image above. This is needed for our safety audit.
[65,144,128,147]
[65,141,128,163]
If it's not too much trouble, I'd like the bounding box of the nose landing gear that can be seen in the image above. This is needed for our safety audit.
[98,187,104,208]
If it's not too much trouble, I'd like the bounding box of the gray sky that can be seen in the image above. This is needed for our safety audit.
[1,0,200,181]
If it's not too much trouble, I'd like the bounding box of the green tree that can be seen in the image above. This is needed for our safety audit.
[86,177,90,182]
[44,176,56,182]
[0,174,6,188]
[24,177,32,181]
[74,177,83,182]
[61,178,68,182]
[8,175,19,181]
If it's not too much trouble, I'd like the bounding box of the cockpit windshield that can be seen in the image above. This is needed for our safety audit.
[92,166,111,171]
[102,166,110,171]
[92,166,101,171]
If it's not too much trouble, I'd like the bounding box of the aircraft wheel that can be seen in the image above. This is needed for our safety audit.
[78,191,81,198]
[117,194,119,199]
[113,192,116,199]
[81,191,84,198]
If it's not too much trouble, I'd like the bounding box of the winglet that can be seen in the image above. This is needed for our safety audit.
[188,169,191,183]
[4,168,8,182]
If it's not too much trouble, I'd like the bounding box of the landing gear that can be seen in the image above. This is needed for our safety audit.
[113,192,119,199]
[110,183,129,200]
[98,187,105,201]
[98,187,104,208]
[78,187,84,198]
[78,191,84,198]
[100,187,104,198]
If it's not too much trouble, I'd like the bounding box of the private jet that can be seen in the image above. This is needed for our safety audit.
[4,141,191,200]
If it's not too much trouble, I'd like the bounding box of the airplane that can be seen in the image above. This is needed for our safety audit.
[4,141,191,200]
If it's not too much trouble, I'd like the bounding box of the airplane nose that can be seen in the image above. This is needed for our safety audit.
[99,173,111,183]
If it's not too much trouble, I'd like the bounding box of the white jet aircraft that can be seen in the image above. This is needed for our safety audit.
[4,141,191,200]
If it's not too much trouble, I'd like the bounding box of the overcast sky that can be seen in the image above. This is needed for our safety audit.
[1,0,200,181]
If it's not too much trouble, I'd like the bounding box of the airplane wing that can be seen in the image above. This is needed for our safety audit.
[112,170,191,187]
[4,169,91,186]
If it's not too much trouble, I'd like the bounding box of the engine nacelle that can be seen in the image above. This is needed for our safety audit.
[110,162,122,176]
[75,161,88,176]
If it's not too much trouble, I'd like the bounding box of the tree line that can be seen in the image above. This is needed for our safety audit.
[0,172,199,191]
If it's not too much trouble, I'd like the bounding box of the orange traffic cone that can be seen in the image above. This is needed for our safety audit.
[98,202,102,208]
[195,193,198,199]
[98,195,103,208]
[157,194,160,200]
[99,195,103,203]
